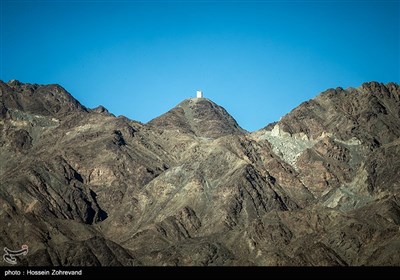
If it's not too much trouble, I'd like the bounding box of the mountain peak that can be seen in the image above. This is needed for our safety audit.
[259,81,400,146]
[0,80,87,118]
[148,97,246,139]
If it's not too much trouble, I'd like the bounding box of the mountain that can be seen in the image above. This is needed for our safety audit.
[148,97,246,138]
[0,80,399,266]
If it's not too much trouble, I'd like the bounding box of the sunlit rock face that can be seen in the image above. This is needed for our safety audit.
[1,80,399,266]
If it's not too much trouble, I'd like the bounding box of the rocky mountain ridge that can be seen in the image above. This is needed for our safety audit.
[0,80,399,266]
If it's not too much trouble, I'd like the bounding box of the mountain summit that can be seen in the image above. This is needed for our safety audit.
[148,97,246,139]
[0,80,399,266]
[0,80,86,118]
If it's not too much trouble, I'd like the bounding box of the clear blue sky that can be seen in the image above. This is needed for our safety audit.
[1,0,399,131]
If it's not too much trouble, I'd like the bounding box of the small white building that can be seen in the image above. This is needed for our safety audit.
[196,90,203,98]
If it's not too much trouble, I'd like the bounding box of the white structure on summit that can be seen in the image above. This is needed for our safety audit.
[196,90,203,98]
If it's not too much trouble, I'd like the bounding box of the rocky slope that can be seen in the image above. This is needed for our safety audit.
[0,80,399,266]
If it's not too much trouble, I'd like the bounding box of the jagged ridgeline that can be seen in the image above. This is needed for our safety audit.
[0,80,399,266]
